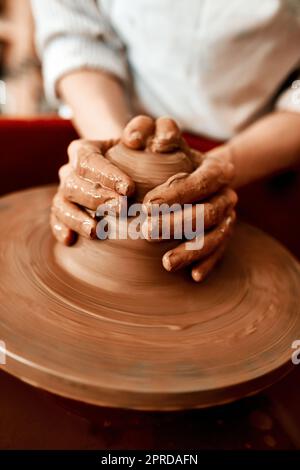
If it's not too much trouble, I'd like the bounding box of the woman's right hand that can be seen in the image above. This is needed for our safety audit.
[50,139,135,245]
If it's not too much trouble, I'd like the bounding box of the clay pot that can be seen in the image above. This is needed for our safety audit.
[55,141,194,290]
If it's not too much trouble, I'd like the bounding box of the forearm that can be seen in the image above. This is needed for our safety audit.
[207,111,300,188]
[58,69,130,139]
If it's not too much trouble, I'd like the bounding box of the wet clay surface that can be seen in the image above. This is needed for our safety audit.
[106,141,194,201]
[0,186,300,409]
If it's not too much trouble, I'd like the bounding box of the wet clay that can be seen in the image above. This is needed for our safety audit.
[55,138,196,288]
[106,141,195,201]
[0,186,300,409]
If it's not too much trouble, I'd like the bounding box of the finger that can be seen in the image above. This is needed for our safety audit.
[150,117,182,153]
[204,187,238,228]
[58,163,72,184]
[162,210,236,272]
[50,213,76,246]
[52,192,97,239]
[68,139,135,196]
[59,165,123,212]
[143,187,237,241]
[189,148,204,168]
[143,155,235,208]
[122,115,155,150]
[191,240,228,283]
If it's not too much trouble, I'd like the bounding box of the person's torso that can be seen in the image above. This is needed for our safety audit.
[100,0,300,139]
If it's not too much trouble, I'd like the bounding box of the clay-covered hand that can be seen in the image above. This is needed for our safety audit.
[144,187,237,282]
[51,139,135,245]
[124,115,238,282]
[162,205,236,282]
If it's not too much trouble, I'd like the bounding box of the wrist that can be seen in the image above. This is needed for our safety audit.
[58,70,129,139]
[205,143,237,185]
[205,142,233,163]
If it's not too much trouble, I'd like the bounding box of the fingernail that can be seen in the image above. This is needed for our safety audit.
[162,252,172,271]
[129,131,142,143]
[192,270,203,282]
[162,251,180,271]
[116,181,130,195]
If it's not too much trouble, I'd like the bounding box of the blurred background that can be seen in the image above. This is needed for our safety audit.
[0,0,51,116]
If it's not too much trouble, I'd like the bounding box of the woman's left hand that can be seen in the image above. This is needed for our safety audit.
[141,128,237,282]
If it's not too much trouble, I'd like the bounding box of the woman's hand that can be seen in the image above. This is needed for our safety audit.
[52,115,237,283]
[144,185,237,281]
[50,139,135,245]
[140,119,237,282]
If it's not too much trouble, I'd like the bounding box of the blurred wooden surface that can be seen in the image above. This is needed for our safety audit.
[0,368,299,449]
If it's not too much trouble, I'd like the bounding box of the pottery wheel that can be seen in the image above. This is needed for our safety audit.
[0,185,299,410]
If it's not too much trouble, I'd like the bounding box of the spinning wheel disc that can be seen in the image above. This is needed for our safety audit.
[0,186,299,410]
